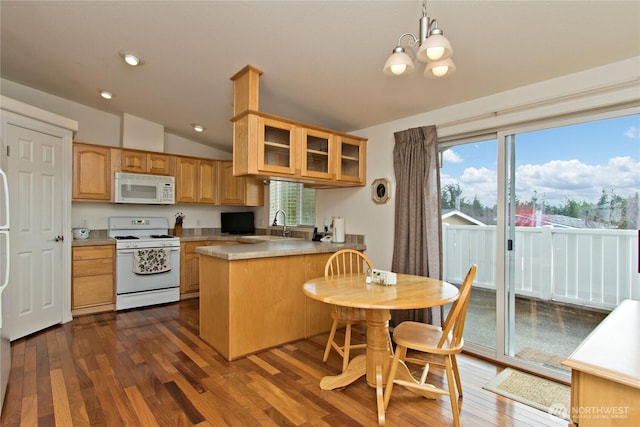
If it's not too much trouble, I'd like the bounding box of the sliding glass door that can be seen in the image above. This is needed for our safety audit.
[499,113,639,380]
[441,111,639,380]
[441,138,499,355]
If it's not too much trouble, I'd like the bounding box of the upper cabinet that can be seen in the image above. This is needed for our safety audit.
[336,135,366,184]
[231,65,366,187]
[121,149,173,175]
[72,143,115,201]
[175,157,217,204]
[218,160,263,206]
[72,142,262,207]
[197,160,218,204]
[300,127,334,181]
[258,116,296,176]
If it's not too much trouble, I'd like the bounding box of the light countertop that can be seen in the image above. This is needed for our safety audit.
[194,239,366,260]
[72,234,366,261]
[71,237,115,246]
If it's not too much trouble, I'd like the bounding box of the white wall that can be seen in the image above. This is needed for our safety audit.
[316,57,640,270]
[1,79,121,146]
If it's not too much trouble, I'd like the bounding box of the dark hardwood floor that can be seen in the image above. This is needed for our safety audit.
[1,299,568,426]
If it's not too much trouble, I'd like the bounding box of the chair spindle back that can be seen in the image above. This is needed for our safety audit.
[325,249,373,278]
[438,264,477,349]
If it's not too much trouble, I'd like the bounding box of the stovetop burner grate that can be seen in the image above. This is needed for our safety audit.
[114,235,140,240]
[150,234,174,239]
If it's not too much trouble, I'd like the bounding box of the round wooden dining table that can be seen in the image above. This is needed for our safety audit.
[303,272,459,426]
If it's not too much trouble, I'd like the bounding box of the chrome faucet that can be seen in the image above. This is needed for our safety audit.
[272,209,290,237]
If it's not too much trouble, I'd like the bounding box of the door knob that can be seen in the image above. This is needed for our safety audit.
[54,235,64,242]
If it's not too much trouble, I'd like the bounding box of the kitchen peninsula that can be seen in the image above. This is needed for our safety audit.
[195,238,366,361]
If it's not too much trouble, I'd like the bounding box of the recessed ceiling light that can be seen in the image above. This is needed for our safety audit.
[98,89,114,100]
[192,124,205,132]
[119,51,145,67]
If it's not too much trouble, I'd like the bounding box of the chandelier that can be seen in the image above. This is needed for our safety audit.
[383,0,456,78]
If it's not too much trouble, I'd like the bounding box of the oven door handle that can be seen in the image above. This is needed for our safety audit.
[117,248,180,254]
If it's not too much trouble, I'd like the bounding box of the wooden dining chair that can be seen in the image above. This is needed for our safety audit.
[383,264,477,427]
[322,249,373,372]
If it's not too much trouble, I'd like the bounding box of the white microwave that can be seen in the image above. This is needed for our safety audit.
[114,172,175,204]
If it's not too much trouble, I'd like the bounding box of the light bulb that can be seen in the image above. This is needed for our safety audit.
[383,47,415,76]
[119,51,145,67]
[99,90,113,99]
[390,64,407,75]
[431,65,449,77]
[124,54,140,66]
[426,46,445,61]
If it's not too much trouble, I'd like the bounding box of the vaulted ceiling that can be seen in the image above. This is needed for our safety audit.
[2,1,639,152]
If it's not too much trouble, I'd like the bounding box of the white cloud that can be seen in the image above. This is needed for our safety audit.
[624,125,639,139]
[442,156,640,207]
[516,156,639,204]
[441,166,498,206]
[442,149,464,164]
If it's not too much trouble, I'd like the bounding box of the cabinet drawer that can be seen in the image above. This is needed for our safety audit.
[73,246,113,261]
[73,258,113,277]
[73,274,114,307]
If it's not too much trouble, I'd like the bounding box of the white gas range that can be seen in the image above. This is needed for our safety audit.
[108,216,181,310]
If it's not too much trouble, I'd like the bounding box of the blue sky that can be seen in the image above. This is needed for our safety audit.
[440,114,640,207]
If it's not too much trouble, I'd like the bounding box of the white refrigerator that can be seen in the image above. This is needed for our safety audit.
[0,167,11,413]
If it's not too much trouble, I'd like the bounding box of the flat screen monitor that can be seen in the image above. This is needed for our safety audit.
[221,211,255,235]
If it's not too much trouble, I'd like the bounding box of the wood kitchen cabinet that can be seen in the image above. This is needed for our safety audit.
[198,251,334,361]
[175,156,218,204]
[336,135,366,185]
[175,156,197,202]
[300,127,334,180]
[121,149,173,175]
[72,245,115,316]
[233,111,367,186]
[563,299,640,426]
[72,141,262,206]
[72,143,116,201]
[218,160,264,206]
[231,66,366,187]
[180,240,239,298]
[257,116,297,175]
[197,160,218,203]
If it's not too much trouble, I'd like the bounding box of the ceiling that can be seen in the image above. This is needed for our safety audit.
[1,1,639,153]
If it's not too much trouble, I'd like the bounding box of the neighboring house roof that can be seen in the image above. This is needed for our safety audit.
[442,210,486,226]
[546,214,589,228]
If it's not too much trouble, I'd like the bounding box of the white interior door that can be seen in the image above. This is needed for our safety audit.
[5,123,64,340]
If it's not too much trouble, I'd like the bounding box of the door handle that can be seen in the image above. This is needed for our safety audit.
[54,235,64,242]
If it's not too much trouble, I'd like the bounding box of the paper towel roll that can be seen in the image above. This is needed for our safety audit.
[333,217,345,243]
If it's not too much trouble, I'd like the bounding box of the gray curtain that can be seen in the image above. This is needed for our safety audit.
[391,125,443,326]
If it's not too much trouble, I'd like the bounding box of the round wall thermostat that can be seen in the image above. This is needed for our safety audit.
[371,178,391,204]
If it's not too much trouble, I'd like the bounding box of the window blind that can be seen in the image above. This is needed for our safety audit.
[269,181,315,226]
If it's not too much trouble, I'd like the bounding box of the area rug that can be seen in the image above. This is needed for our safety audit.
[483,368,571,421]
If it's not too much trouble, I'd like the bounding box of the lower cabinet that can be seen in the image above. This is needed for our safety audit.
[180,241,239,297]
[199,252,334,361]
[72,245,115,316]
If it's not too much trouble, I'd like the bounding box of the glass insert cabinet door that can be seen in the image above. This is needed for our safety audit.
[336,135,365,184]
[258,117,296,175]
[300,127,333,180]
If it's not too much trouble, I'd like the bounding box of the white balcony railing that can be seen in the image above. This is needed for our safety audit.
[442,224,639,310]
